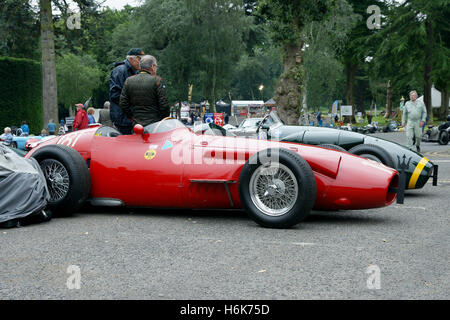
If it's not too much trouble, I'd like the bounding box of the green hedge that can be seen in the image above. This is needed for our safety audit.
[0,56,43,134]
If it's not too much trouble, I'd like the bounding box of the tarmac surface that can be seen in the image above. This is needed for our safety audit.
[0,131,449,300]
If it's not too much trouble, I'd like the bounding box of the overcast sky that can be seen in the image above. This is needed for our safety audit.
[30,0,142,11]
[101,0,142,9]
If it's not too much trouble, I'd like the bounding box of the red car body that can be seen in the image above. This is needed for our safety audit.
[26,122,399,213]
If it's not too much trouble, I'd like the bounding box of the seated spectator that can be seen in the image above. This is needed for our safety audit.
[58,120,67,135]
[41,129,48,137]
[1,127,13,145]
[20,121,30,136]
[47,119,57,135]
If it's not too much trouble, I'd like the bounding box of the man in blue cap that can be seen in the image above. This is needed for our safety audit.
[109,48,145,134]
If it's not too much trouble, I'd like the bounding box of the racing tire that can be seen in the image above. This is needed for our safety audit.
[31,144,90,216]
[238,148,316,228]
[438,131,449,145]
[348,144,396,169]
[318,144,347,152]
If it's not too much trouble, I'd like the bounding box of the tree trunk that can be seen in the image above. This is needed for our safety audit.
[439,87,449,121]
[274,41,304,125]
[40,0,58,125]
[424,19,433,119]
[345,61,357,107]
[385,80,393,118]
[345,61,357,123]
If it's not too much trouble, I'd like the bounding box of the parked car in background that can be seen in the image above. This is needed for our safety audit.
[225,112,438,190]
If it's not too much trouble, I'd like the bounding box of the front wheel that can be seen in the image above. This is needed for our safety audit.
[31,144,90,215]
[239,148,316,228]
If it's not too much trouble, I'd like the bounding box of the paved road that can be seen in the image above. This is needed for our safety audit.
[1,131,448,300]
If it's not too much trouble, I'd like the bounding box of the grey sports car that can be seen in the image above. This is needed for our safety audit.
[223,112,438,190]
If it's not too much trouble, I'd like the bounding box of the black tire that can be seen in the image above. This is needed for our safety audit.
[348,144,396,169]
[438,131,449,145]
[422,133,430,142]
[11,141,18,149]
[238,148,316,228]
[318,144,347,152]
[31,144,90,215]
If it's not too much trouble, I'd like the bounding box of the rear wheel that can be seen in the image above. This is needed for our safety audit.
[31,145,90,215]
[239,148,316,228]
[318,144,347,152]
[11,141,18,149]
[348,144,395,168]
[438,131,449,145]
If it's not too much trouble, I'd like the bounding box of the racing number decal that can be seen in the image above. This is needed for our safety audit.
[57,131,87,148]
[145,149,157,160]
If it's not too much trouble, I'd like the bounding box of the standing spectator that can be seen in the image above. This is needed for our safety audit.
[73,103,89,131]
[58,120,67,135]
[402,90,427,153]
[20,121,30,136]
[1,127,13,145]
[47,119,57,135]
[367,111,373,124]
[87,107,96,124]
[316,111,322,127]
[99,101,114,127]
[224,112,229,125]
[119,55,169,127]
[109,48,145,134]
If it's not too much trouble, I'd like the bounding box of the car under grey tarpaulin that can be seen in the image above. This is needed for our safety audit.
[0,144,50,226]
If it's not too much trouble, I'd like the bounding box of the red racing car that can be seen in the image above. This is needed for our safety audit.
[25,118,401,228]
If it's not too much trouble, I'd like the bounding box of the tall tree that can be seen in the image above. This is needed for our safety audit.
[370,0,450,119]
[40,0,58,126]
[303,0,358,112]
[258,0,329,124]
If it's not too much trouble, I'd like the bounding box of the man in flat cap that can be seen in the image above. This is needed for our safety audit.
[119,55,169,128]
[109,48,145,134]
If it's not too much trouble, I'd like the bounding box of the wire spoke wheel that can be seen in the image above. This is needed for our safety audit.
[40,159,70,202]
[249,162,298,217]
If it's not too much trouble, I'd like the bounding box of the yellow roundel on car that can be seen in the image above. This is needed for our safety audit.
[145,149,157,160]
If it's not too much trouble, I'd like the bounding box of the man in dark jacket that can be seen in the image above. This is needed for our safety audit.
[109,48,145,134]
[119,55,169,128]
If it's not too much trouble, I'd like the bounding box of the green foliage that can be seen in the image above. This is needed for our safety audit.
[304,0,358,111]
[0,56,43,134]
[56,53,102,110]
[230,45,283,100]
[0,0,40,60]
[258,0,329,45]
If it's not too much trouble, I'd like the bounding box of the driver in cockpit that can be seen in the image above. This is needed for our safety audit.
[119,55,170,128]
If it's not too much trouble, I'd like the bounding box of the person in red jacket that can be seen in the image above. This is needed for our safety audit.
[73,103,89,131]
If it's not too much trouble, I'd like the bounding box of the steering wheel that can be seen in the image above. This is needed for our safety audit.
[256,113,271,133]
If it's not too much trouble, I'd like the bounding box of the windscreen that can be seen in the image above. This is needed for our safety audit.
[144,119,187,134]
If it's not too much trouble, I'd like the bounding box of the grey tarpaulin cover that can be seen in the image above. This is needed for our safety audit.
[0,144,50,222]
